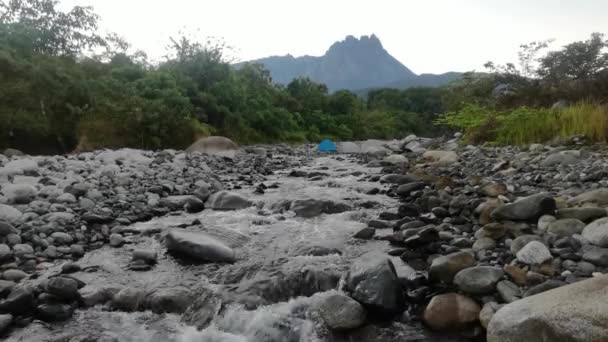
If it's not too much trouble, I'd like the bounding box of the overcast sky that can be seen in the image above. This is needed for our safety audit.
[59,0,608,74]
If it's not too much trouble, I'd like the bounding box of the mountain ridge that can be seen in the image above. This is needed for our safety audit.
[243,34,461,92]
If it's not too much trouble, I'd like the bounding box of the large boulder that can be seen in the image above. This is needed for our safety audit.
[454,266,504,295]
[422,150,459,166]
[423,293,481,331]
[345,253,405,316]
[186,136,238,156]
[428,251,476,283]
[583,217,608,247]
[143,287,194,314]
[491,193,556,222]
[205,191,251,211]
[336,142,361,154]
[487,275,608,342]
[165,229,236,263]
[317,293,366,330]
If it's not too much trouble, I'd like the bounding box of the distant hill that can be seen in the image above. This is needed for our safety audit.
[244,34,461,92]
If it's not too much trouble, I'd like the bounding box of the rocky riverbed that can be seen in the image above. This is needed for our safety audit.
[1,135,608,341]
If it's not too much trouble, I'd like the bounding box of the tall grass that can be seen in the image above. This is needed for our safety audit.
[439,102,608,145]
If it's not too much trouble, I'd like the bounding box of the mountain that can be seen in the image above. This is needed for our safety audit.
[245,34,461,92]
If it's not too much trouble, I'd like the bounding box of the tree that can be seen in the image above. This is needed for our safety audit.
[538,33,608,82]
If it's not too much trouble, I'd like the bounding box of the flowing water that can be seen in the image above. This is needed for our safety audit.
[7,154,465,342]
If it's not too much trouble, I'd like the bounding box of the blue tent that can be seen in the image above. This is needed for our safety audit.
[318,139,337,152]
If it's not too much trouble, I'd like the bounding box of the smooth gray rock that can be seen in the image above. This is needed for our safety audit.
[557,207,607,223]
[0,205,21,223]
[143,287,194,314]
[488,276,608,342]
[428,251,476,283]
[569,189,608,206]
[317,293,366,330]
[516,241,552,265]
[454,266,504,295]
[50,232,74,245]
[111,287,145,312]
[165,229,236,263]
[1,184,36,204]
[547,218,585,237]
[583,217,608,247]
[159,195,204,213]
[492,193,556,222]
[510,235,542,254]
[45,277,80,300]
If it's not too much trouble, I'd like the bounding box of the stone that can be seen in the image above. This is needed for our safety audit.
[422,150,459,166]
[488,276,608,342]
[510,235,542,254]
[557,208,607,223]
[396,182,426,197]
[1,184,36,204]
[428,251,476,283]
[0,221,16,236]
[159,195,204,213]
[481,183,508,197]
[492,193,556,222]
[473,237,496,251]
[497,280,521,303]
[0,204,22,223]
[504,264,528,286]
[541,151,579,166]
[537,215,557,231]
[475,223,505,239]
[36,303,73,322]
[454,266,504,295]
[132,250,157,264]
[345,253,405,316]
[0,313,12,334]
[479,302,502,329]
[317,293,366,330]
[353,227,375,239]
[0,287,36,315]
[516,241,552,265]
[205,191,251,211]
[547,218,585,237]
[50,232,74,245]
[582,247,608,266]
[569,188,608,206]
[383,154,408,165]
[109,233,124,247]
[46,276,80,300]
[0,244,11,261]
[582,217,608,247]
[423,293,481,331]
[165,229,236,263]
[336,142,361,154]
[111,287,145,312]
[2,269,27,282]
[143,287,194,314]
[186,136,238,156]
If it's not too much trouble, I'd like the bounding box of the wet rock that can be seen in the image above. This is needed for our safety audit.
[556,208,606,223]
[81,213,114,224]
[488,276,608,342]
[547,218,585,237]
[0,287,36,315]
[582,217,608,247]
[61,263,81,274]
[423,293,480,331]
[454,266,504,295]
[109,233,124,247]
[0,313,12,334]
[132,250,157,264]
[206,191,251,211]
[345,253,405,316]
[516,241,552,265]
[165,229,236,263]
[368,220,390,229]
[317,293,366,330]
[143,287,193,314]
[45,276,80,301]
[290,199,350,218]
[428,251,475,283]
[353,227,375,240]
[379,174,418,185]
[36,303,74,322]
[294,246,342,257]
[491,193,556,222]
[159,195,204,213]
[111,287,145,312]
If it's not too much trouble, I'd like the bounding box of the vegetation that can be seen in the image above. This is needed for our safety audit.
[1,0,607,154]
